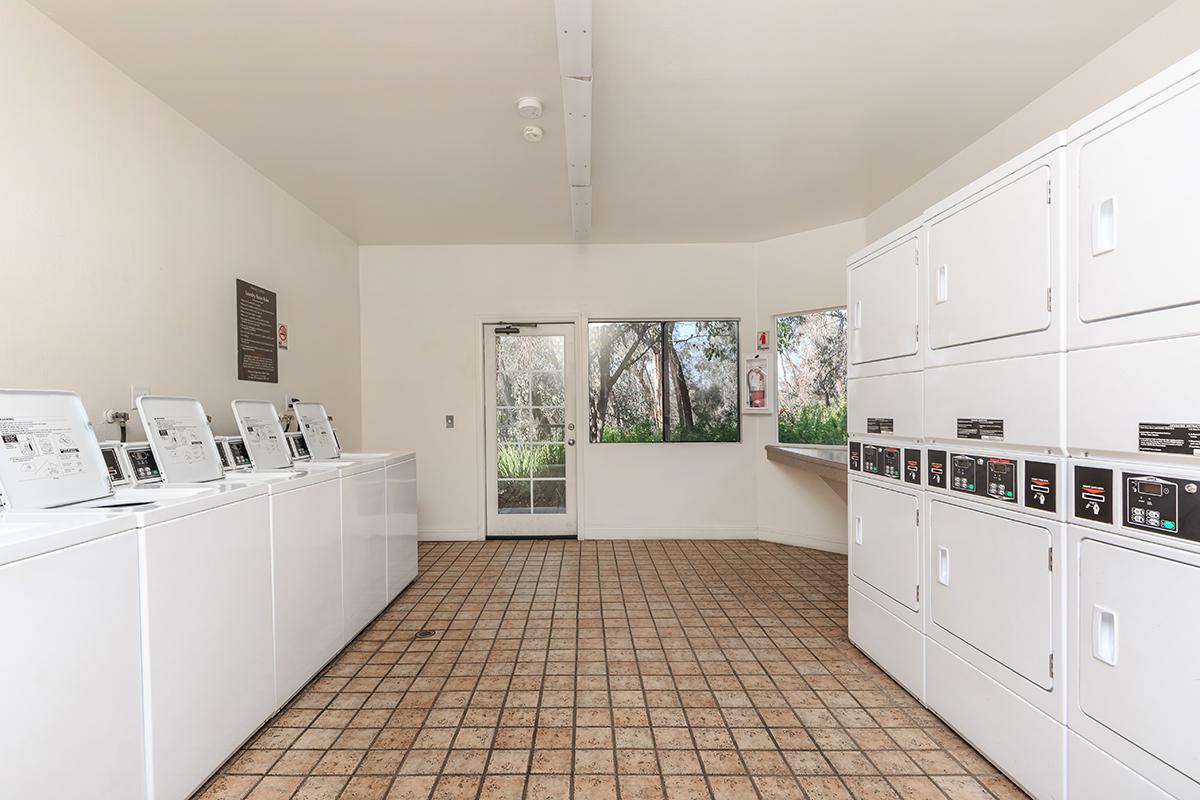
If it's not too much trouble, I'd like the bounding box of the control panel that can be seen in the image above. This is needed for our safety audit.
[862,444,902,480]
[1073,466,1113,525]
[99,443,129,486]
[125,444,162,484]
[927,449,947,489]
[986,458,1017,502]
[848,441,861,472]
[951,454,981,494]
[287,432,311,460]
[215,441,231,470]
[1123,472,1199,541]
[904,448,921,485]
[226,438,253,469]
[947,452,1019,504]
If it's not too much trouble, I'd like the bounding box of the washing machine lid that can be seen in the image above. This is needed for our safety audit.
[294,401,341,460]
[0,389,114,510]
[231,399,293,470]
[136,396,225,484]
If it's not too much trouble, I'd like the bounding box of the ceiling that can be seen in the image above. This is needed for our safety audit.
[30,0,1169,244]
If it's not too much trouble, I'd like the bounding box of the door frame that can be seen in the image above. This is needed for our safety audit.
[474,313,587,538]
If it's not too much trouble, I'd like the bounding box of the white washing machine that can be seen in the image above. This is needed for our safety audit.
[135,396,344,707]
[1065,50,1200,471]
[0,511,144,800]
[1066,457,1200,800]
[0,389,274,800]
[923,445,1067,800]
[234,399,388,642]
[846,437,926,702]
[294,400,418,601]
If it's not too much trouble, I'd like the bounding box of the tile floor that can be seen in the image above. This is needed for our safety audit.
[197,540,1028,800]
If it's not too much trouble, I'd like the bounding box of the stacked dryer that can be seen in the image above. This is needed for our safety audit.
[1062,52,1200,800]
[919,133,1071,800]
[845,219,927,702]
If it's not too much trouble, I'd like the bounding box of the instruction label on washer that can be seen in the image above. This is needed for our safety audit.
[150,416,212,467]
[0,416,85,482]
[867,418,894,435]
[295,406,339,460]
[957,418,1004,441]
[1139,423,1200,456]
[241,414,287,458]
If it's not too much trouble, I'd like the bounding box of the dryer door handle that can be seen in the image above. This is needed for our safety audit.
[853,516,863,545]
[1092,196,1118,256]
[1093,605,1118,666]
[937,546,950,585]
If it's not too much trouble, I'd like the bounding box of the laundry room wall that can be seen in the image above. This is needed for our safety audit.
[360,218,864,543]
[866,0,1200,239]
[0,0,362,446]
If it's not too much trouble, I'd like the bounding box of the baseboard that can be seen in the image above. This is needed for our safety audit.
[418,526,847,553]
[418,529,484,541]
[757,528,848,554]
[581,526,758,540]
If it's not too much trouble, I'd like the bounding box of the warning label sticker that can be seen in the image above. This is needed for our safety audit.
[0,416,85,483]
[957,418,1004,441]
[867,418,894,435]
[1139,423,1200,456]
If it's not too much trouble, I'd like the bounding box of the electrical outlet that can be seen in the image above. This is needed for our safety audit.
[284,393,301,410]
[130,384,151,410]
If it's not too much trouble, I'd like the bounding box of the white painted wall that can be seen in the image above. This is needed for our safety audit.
[866,0,1200,239]
[360,219,864,546]
[753,220,865,552]
[0,0,362,446]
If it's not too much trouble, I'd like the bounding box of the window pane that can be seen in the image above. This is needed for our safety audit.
[666,321,740,442]
[776,309,848,445]
[588,322,663,443]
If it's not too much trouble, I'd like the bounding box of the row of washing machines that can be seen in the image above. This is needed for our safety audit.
[0,390,418,800]
[845,50,1200,800]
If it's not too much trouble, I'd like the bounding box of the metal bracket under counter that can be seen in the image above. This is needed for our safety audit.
[764,444,848,501]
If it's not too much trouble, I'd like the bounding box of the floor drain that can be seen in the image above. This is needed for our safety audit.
[415,629,435,639]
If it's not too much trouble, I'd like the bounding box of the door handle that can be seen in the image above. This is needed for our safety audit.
[936,264,949,304]
[1092,196,1118,256]
[854,301,863,330]
[1092,605,1118,666]
[937,546,950,585]
[567,438,576,446]
[853,516,863,545]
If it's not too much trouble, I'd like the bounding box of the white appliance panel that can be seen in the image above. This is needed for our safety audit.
[1077,538,1200,786]
[929,500,1054,689]
[0,531,144,799]
[141,496,275,800]
[849,480,920,612]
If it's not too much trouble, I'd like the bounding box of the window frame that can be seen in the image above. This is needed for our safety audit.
[587,318,742,445]
[773,306,848,447]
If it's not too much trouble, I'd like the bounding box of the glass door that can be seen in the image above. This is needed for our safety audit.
[484,323,577,536]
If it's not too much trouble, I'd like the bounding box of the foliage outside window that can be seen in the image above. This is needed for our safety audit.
[776,309,848,445]
[589,320,740,443]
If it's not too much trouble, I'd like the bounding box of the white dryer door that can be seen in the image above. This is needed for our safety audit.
[1078,538,1200,784]
[850,480,920,612]
[928,167,1053,351]
[1076,80,1200,326]
[848,236,920,366]
[929,500,1053,688]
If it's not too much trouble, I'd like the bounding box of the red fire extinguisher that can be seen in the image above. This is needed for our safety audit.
[747,363,767,408]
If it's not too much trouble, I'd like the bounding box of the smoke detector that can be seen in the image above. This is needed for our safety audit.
[517,96,544,118]
[523,125,544,143]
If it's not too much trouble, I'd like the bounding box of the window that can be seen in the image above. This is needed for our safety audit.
[589,320,740,443]
[776,309,847,445]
